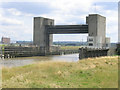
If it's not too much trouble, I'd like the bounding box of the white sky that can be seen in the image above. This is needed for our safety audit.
[0,0,119,43]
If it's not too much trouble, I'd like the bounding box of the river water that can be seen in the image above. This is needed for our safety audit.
[0,54,79,68]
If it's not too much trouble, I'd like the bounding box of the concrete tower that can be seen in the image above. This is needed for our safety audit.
[87,14,110,48]
[33,17,54,52]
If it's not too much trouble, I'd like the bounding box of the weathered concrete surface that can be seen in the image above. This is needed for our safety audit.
[33,17,54,52]
[87,14,106,48]
[107,47,117,56]
[79,47,109,59]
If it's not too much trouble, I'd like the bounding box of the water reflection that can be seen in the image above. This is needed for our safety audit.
[0,54,79,68]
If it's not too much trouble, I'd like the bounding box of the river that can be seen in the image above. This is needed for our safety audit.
[0,54,79,68]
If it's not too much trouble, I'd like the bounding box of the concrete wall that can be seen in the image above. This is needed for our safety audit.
[88,14,97,36]
[97,15,106,46]
[107,47,117,56]
[105,37,110,47]
[79,48,109,59]
[33,17,54,52]
[87,14,106,48]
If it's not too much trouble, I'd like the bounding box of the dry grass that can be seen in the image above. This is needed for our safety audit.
[2,56,118,88]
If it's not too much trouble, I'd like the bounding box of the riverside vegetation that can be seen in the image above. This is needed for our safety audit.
[60,46,81,50]
[2,56,118,88]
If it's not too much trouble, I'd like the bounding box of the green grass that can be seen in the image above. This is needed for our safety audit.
[2,56,118,88]
[60,46,81,50]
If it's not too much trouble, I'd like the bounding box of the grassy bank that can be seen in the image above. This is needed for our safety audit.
[2,56,118,88]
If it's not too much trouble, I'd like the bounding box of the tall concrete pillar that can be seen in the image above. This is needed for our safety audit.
[87,14,106,48]
[33,17,54,53]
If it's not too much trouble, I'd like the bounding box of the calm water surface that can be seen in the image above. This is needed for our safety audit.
[0,54,79,67]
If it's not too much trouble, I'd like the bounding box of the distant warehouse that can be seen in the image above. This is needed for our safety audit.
[1,37,10,44]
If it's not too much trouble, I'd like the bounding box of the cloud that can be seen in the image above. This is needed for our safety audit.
[0,0,119,2]
[38,1,118,42]
[0,14,23,25]
[0,7,33,42]
[99,8,118,42]
[1,2,54,15]
[7,8,22,16]
[0,1,118,43]
[6,8,35,17]
[0,24,32,41]
[37,1,94,25]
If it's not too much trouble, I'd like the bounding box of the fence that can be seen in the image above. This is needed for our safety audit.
[79,47,109,59]
[0,46,47,58]
[0,46,79,58]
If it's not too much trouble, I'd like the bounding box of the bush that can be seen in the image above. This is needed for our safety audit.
[116,43,120,55]
[117,48,120,55]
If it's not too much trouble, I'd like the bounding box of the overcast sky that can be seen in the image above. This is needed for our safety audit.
[0,0,118,43]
